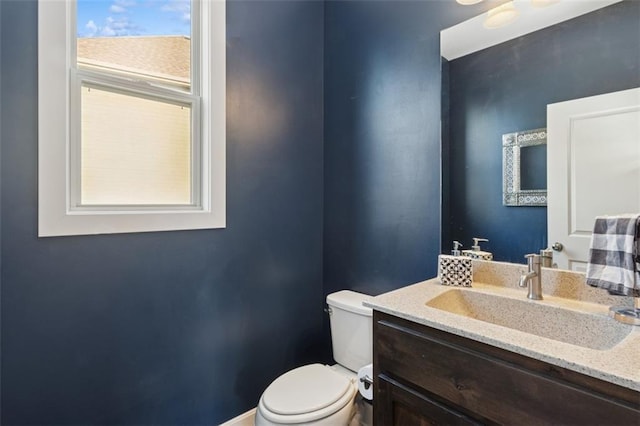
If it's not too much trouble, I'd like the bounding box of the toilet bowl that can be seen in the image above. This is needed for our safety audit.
[255,364,357,425]
[255,291,373,426]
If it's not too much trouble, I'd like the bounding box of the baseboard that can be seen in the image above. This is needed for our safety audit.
[219,407,256,426]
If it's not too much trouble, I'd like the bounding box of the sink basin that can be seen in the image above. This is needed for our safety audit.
[426,289,631,350]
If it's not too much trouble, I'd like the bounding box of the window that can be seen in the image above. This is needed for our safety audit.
[38,0,225,236]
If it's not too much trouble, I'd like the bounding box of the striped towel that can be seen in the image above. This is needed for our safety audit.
[586,214,640,297]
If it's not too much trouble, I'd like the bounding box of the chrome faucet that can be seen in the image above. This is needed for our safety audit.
[519,254,543,300]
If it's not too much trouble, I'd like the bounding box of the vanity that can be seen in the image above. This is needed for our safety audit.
[365,261,640,425]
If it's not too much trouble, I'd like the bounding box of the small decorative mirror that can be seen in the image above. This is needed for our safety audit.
[503,128,547,206]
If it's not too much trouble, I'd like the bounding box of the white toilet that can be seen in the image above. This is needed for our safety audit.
[255,290,373,426]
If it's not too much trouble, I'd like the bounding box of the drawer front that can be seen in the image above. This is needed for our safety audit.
[374,313,640,425]
[376,374,482,426]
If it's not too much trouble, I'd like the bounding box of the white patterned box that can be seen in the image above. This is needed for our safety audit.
[438,255,473,287]
[461,251,493,261]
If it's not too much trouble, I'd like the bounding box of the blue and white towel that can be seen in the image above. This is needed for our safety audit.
[586,214,640,297]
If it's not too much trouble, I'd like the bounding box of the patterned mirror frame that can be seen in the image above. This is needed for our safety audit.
[502,128,547,206]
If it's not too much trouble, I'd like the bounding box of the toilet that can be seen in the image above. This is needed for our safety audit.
[255,290,373,426]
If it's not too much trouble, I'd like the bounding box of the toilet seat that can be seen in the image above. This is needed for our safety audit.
[258,364,357,424]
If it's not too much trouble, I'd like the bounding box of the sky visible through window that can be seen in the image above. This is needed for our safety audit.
[77,0,191,38]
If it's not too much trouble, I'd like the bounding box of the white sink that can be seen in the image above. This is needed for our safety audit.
[426,289,631,350]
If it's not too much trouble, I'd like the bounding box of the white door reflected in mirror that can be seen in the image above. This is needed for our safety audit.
[547,88,640,271]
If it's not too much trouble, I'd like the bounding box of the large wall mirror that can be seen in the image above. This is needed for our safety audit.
[440,0,639,263]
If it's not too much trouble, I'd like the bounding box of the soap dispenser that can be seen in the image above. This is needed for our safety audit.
[462,238,493,261]
[438,241,473,287]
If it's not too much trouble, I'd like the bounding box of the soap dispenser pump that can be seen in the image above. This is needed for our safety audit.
[462,238,493,261]
[451,241,463,256]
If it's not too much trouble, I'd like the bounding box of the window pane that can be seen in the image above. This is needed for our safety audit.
[76,0,191,90]
[80,85,192,205]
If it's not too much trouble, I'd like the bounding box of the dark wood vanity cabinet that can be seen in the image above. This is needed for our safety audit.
[373,311,640,425]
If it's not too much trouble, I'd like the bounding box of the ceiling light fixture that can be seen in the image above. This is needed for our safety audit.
[483,1,520,29]
[456,0,484,5]
[530,0,560,8]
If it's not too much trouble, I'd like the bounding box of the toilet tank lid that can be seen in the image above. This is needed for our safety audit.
[326,290,373,316]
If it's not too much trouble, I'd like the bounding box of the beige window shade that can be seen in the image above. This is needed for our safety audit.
[80,85,192,205]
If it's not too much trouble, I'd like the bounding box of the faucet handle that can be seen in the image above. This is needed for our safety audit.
[524,253,541,266]
[540,248,554,268]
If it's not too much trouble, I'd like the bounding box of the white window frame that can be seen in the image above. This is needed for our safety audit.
[38,0,226,237]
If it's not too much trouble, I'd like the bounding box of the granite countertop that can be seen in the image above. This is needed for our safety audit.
[363,260,640,392]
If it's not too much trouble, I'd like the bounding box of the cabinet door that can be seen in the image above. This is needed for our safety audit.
[375,374,482,426]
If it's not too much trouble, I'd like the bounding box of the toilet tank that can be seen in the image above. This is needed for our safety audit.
[326,290,373,372]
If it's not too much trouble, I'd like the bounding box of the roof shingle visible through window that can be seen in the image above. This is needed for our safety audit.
[77,35,191,87]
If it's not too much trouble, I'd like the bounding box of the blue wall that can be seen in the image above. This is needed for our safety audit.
[1,1,324,424]
[323,1,484,297]
[4,0,636,423]
[446,1,640,263]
